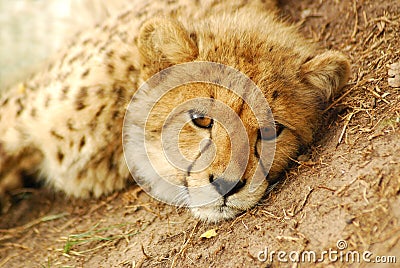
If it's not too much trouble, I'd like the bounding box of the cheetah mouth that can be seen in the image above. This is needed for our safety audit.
[189,202,244,222]
[185,189,252,222]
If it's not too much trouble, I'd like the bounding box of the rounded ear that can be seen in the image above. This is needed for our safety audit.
[138,18,198,73]
[300,51,351,101]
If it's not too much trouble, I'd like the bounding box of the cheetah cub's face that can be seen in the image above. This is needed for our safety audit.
[124,18,350,222]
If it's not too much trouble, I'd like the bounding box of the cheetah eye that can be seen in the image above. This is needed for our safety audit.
[259,122,284,141]
[190,113,214,129]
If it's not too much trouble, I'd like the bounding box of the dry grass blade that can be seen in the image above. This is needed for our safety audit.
[170,221,199,268]
[0,213,68,242]
[60,221,149,256]
[337,112,355,147]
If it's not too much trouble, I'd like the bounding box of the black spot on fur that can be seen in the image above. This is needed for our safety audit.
[126,65,138,77]
[127,65,136,72]
[68,52,84,65]
[75,87,88,110]
[135,9,148,18]
[117,10,130,21]
[44,95,51,108]
[30,108,37,118]
[60,86,70,100]
[108,152,116,171]
[82,54,93,65]
[107,63,115,75]
[112,110,119,119]
[47,62,54,71]
[89,121,97,131]
[95,105,106,117]
[189,32,197,43]
[79,136,86,151]
[2,97,9,106]
[67,119,77,131]
[120,54,128,61]
[51,130,64,140]
[81,68,90,78]
[16,98,24,116]
[113,84,125,104]
[96,88,105,98]
[59,53,68,67]
[92,40,101,47]
[272,90,279,100]
[303,56,314,64]
[106,51,114,58]
[82,38,91,45]
[77,169,87,180]
[57,150,64,163]
[75,101,86,110]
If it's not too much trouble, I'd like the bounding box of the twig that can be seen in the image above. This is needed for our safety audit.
[170,221,199,268]
[229,211,249,229]
[337,112,355,147]
[295,186,314,215]
[368,16,400,25]
[0,254,18,267]
[351,0,359,39]
[335,177,359,196]
[323,83,355,113]
[141,243,151,259]
[364,87,390,104]
[317,185,336,192]
[261,210,281,220]
[276,235,300,242]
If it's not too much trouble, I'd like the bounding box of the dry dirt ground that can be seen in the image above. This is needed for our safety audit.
[1,0,400,267]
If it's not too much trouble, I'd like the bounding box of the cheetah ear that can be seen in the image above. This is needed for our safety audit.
[300,51,350,101]
[138,18,198,73]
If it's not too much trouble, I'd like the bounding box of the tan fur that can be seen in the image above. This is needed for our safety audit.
[0,0,350,221]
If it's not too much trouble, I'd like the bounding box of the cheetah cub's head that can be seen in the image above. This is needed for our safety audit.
[123,16,350,222]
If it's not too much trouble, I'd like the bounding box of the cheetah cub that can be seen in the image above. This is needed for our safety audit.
[0,0,350,222]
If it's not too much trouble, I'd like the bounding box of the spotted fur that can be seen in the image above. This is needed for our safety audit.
[0,0,350,221]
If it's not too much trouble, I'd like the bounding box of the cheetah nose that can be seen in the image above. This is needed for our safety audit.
[209,175,246,197]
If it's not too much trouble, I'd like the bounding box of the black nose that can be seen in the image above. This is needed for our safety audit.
[209,175,246,197]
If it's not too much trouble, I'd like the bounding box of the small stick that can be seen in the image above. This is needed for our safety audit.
[318,185,336,192]
[337,112,355,147]
[141,244,151,259]
[170,221,199,268]
[323,82,358,113]
[351,0,359,39]
[364,87,390,104]
[295,186,314,215]
[335,177,359,196]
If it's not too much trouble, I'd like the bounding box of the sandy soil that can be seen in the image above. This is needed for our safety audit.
[1,0,399,267]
